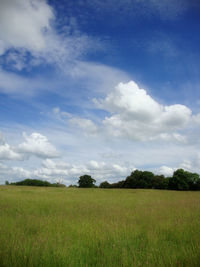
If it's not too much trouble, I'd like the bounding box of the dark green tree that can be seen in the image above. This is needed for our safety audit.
[168,169,200,190]
[124,170,155,189]
[124,170,143,188]
[99,181,111,188]
[9,179,66,187]
[152,175,169,189]
[139,171,155,188]
[68,184,78,188]
[78,175,96,188]
[195,179,200,190]
[110,180,125,188]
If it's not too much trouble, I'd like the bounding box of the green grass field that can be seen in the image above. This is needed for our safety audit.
[0,186,200,267]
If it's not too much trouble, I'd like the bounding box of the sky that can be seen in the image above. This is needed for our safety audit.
[0,0,200,185]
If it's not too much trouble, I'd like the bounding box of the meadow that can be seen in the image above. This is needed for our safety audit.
[0,186,200,267]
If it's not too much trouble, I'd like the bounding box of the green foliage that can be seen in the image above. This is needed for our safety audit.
[5,180,9,185]
[104,169,200,191]
[9,179,66,187]
[110,180,125,188]
[169,169,189,190]
[78,175,96,188]
[51,183,66,188]
[99,181,111,188]
[152,175,169,189]
[68,184,78,188]
[124,170,160,189]
[169,169,200,191]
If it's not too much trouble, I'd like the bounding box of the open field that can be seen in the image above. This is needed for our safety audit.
[0,186,200,267]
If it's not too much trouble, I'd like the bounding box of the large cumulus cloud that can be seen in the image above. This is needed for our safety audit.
[95,81,191,142]
[18,132,60,159]
[0,132,60,160]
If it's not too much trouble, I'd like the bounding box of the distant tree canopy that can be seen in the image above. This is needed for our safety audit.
[68,184,78,188]
[9,179,66,187]
[5,169,200,191]
[78,175,96,188]
[99,181,110,188]
[99,169,200,191]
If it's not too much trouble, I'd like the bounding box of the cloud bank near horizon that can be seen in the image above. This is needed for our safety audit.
[1,79,200,185]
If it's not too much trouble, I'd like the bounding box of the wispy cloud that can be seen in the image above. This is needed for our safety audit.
[73,0,190,20]
[0,0,104,72]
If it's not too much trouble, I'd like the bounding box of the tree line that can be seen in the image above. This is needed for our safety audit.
[99,169,200,190]
[76,169,200,191]
[6,179,66,187]
[5,168,200,190]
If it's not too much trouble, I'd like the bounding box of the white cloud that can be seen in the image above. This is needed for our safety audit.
[0,60,129,100]
[0,131,60,160]
[178,155,200,173]
[0,0,102,73]
[69,117,98,136]
[69,61,130,95]
[155,165,174,177]
[0,126,200,185]
[0,67,38,96]
[0,143,23,160]
[0,163,32,184]
[95,81,192,142]
[18,132,60,159]
[0,157,131,185]
[192,113,200,125]
[154,154,200,177]
[34,159,131,184]
[12,166,31,178]
[0,0,54,54]
[0,67,63,96]
[96,80,162,120]
[112,164,128,174]
[0,131,24,160]
[87,160,100,170]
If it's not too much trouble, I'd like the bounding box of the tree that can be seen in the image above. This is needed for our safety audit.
[124,170,142,188]
[168,169,200,190]
[99,181,111,188]
[110,180,125,188]
[9,179,66,187]
[68,184,78,188]
[78,175,96,188]
[12,179,51,187]
[152,175,168,189]
[124,170,155,189]
[139,171,155,188]
[5,180,9,185]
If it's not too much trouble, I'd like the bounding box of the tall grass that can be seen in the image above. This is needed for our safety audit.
[0,186,200,266]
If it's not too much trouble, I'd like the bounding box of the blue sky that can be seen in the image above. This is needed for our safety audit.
[0,0,200,185]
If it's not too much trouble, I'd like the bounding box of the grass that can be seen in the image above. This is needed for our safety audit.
[0,186,200,266]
